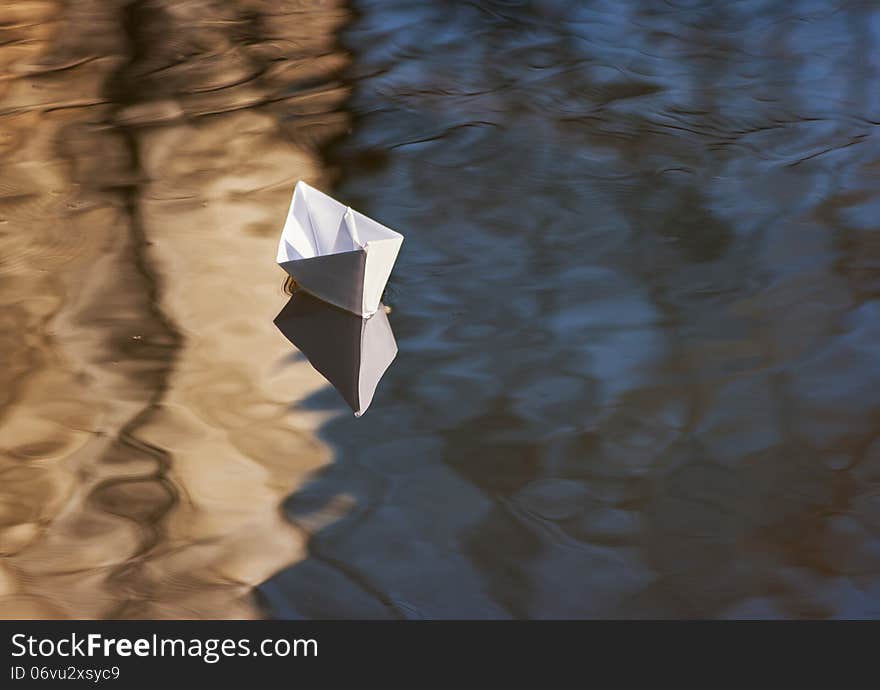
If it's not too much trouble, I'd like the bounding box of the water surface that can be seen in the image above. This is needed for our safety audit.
[1,0,879,619]
[262,0,880,619]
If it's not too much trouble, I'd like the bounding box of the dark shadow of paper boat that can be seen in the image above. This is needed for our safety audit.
[274,291,398,417]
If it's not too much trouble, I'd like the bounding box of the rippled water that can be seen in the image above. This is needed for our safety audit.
[2,0,880,619]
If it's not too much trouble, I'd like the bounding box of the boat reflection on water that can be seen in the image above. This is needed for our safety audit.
[274,292,398,417]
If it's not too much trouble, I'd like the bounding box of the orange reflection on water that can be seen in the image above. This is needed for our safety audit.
[0,0,349,619]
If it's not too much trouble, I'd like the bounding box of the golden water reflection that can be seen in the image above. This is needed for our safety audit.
[0,0,348,619]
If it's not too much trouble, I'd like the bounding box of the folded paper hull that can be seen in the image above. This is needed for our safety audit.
[274,291,398,416]
[279,249,367,316]
[276,181,403,317]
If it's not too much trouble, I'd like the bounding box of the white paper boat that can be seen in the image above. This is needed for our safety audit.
[276,181,403,317]
[274,291,398,417]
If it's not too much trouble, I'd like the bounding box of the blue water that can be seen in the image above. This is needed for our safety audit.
[262,0,880,618]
